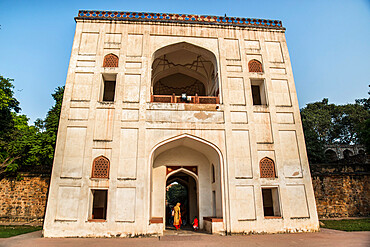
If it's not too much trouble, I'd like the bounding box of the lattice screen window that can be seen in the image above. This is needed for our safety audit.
[260,157,276,178]
[248,59,263,72]
[103,54,119,67]
[92,156,110,178]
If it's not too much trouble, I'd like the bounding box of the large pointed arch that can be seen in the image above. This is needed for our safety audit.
[151,42,220,102]
[147,133,229,233]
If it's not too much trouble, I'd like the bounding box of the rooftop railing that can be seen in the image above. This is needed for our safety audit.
[151,94,220,104]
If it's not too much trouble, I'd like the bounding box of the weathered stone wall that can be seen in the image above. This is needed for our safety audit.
[0,162,368,224]
[0,175,50,223]
[310,162,370,218]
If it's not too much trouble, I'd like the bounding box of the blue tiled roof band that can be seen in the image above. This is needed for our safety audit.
[75,10,284,30]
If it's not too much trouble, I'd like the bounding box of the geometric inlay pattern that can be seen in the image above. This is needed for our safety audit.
[260,157,276,178]
[77,10,284,29]
[92,156,110,178]
[103,54,119,67]
[248,59,263,73]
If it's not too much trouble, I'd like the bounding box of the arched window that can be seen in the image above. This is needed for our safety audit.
[260,157,276,178]
[248,59,263,72]
[325,149,337,162]
[211,164,215,183]
[103,54,119,67]
[91,156,110,178]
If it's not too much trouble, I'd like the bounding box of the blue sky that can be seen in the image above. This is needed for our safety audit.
[0,0,369,123]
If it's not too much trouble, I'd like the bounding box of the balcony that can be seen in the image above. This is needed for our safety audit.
[151,94,220,104]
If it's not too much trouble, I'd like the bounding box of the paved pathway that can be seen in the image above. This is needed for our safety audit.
[0,229,369,247]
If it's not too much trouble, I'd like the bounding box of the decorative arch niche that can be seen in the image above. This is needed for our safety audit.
[259,157,276,178]
[248,59,263,72]
[91,156,110,179]
[151,42,220,104]
[103,53,119,67]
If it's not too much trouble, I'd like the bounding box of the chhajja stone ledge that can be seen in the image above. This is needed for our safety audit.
[76,10,284,30]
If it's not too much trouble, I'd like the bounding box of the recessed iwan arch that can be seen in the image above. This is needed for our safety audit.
[149,133,227,232]
[151,42,220,98]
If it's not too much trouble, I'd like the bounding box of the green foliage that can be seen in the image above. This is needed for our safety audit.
[166,183,188,207]
[301,94,370,163]
[320,219,370,232]
[0,74,64,177]
[0,225,42,238]
[28,86,64,169]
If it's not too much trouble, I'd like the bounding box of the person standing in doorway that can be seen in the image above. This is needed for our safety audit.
[173,202,182,230]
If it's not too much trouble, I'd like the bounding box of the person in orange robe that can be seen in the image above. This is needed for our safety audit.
[192,216,199,231]
[173,202,182,230]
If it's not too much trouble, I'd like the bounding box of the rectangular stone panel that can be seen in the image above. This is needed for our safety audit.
[232,130,252,178]
[272,79,292,106]
[123,74,141,102]
[118,128,138,179]
[276,112,294,124]
[247,54,263,65]
[146,110,224,123]
[257,150,275,163]
[76,60,95,67]
[92,148,112,163]
[55,186,80,221]
[270,67,286,74]
[286,185,309,218]
[94,108,114,141]
[116,187,136,222]
[224,39,241,60]
[228,77,245,105]
[265,41,284,63]
[126,62,142,69]
[61,127,87,178]
[104,33,122,48]
[127,34,143,56]
[72,73,93,101]
[226,65,242,72]
[244,40,260,50]
[230,111,248,123]
[253,112,273,143]
[69,107,89,120]
[235,185,256,220]
[278,131,302,177]
[79,32,99,55]
[122,109,139,121]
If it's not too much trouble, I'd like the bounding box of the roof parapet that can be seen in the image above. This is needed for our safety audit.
[76,10,284,30]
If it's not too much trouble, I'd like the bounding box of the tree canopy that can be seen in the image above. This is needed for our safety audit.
[0,75,64,177]
[300,92,370,163]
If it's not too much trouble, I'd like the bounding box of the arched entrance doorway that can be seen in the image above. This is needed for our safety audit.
[150,134,224,231]
[165,170,198,229]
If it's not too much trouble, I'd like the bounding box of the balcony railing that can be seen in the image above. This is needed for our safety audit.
[151,94,220,104]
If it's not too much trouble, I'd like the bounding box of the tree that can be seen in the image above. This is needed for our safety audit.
[28,86,64,171]
[0,75,64,177]
[300,96,370,163]
[166,183,187,207]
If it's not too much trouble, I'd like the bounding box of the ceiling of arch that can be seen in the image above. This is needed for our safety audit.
[152,49,215,86]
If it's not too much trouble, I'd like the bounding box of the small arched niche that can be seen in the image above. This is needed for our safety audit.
[325,149,337,162]
[248,59,263,72]
[103,53,119,67]
[151,42,220,104]
[91,156,110,179]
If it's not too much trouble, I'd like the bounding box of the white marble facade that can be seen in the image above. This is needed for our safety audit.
[43,10,319,237]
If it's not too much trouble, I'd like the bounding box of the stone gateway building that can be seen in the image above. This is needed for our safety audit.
[43,10,319,237]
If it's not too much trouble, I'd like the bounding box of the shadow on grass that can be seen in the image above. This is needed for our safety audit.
[320,219,370,232]
[0,225,42,238]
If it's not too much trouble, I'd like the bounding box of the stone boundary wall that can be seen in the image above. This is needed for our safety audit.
[0,162,368,223]
[0,175,50,223]
[310,163,370,218]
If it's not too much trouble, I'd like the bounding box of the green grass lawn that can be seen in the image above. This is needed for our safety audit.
[0,225,42,238]
[320,219,370,232]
